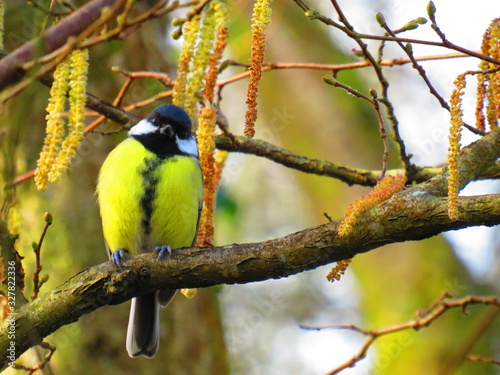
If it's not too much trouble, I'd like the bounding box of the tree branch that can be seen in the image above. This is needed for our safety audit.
[215,134,500,186]
[0,0,122,91]
[3,127,499,367]
[1,184,499,368]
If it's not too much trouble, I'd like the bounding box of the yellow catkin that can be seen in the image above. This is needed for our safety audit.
[180,288,197,299]
[244,0,273,138]
[338,175,407,237]
[204,2,229,103]
[173,1,230,258]
[184,3,218,121]
[51,49,89,182]
[35,56,71,191]
[486,19,500,130]
[326,259,352,282]
[213,149,228,189]
[447,74,466,221]
[172,14,201,110]
[475,70,487,132]
[196,107,217,247]
[476,25,492,132]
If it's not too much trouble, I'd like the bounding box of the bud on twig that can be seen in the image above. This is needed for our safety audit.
[171,28,183,40]
[44,212,53,225]
[404,22,418,31]
[218,59,230,73]
[171,18,184,27]
[427,1,436,17]
[375,12,386,27]
[322,75,336,86]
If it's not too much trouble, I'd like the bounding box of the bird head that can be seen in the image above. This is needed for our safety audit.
[128,104,198,158]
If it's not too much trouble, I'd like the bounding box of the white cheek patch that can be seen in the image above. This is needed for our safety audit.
[177,136,199,157]
[128,119,157,136]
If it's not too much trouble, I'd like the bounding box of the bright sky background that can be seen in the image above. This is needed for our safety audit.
[220,1,499,374]
[298,1,499,374]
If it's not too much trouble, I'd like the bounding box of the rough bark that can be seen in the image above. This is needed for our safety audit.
[0,187,499,368]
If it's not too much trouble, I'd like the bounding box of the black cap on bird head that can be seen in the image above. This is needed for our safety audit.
[128,104,198,158]
[147,104,192,139]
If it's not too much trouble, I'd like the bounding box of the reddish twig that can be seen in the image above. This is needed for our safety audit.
[80,0,194,48]
[217,53,471,87]
[467,355,500,366]
[300,295,500,375]
[13,341,56,374]
[112,67,175,87]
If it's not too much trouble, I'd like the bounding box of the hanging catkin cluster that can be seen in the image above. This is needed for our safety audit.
[326,259,352,283]
[172,2,229,297]
[476,18,499,132]
[173,1,228,122]
[446,74,466,221]
[338,175,407,237]
[35,49,89,191]
[172,1,229,248]
[244,0,273,138]
[327,175,405,283]
[446,18,499,221]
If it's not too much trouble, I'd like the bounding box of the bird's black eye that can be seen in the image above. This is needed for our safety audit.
[151,117,159,126]
[179,131,190,139]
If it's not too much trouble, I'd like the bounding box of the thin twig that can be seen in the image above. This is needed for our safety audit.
[291,0,500,162]
[300,295,500,375]
[79,0,185,48]
[32,213,53,300]
[381,22,450,111]
[323,76,390,178]
[353,33,500,66]
[296,0,417,180]
[13,341,56,374]
[467,355,500,366]
[217,53,471,88]
[427,6,500,66]
[0,0,127,103]
[0,0,119,91]
[372,96,389,179]
[113,68,175,87]
[84,75,134,133]
[123,90,173,112]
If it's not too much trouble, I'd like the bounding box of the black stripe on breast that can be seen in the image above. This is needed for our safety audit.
[140,157,163,244]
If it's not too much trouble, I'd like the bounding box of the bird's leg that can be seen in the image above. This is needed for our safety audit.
[154,245,172,261]
[111,248,129,268]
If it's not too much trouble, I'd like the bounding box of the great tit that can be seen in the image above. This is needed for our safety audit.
[97,104,203,358]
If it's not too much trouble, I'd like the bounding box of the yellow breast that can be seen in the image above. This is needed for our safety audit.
[97,138,203,254]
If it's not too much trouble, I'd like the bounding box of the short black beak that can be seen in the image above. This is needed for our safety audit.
[159,124,174,138]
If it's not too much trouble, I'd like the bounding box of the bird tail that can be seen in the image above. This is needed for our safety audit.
[126,292,160,358]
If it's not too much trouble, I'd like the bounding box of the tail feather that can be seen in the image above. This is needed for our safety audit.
[158,289,176,307]
[126,292,160,358]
